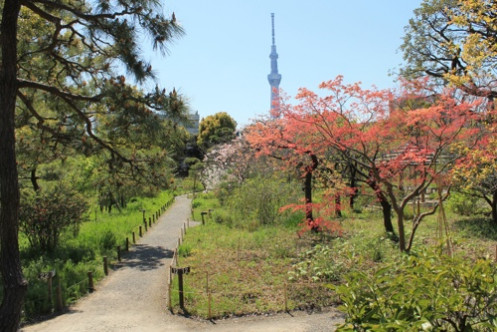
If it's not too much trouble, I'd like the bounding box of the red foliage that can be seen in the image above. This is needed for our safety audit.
[248,75,483,251]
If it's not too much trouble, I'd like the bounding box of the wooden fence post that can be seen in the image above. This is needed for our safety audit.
[125,237,129,252]
[103,256,109,276]
[144,221,148,232]
[88,271,94,293]
[168,273,172,311]
[178,270,185,309]
[132,231,136,244]
[139,226,142,237]
[149,217,152,228]
[284,282,288,312]
[47,272,53,308]
[208,292,212,320]
[206,272,211,319]
[55,277,63,312]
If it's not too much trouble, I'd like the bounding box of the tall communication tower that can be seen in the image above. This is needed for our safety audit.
[267,13,282,116]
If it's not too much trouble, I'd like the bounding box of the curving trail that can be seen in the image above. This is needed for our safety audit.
[21,195,344,332]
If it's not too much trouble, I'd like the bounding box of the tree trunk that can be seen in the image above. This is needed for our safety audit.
[367,177,395,234]
[348,163,358,209]
[31,168,40,192]
[379,197,395,233]
[304,167,314,222]
[396,212,407,252]
[492,191,497,226]
[303,154,318,231]
[335,194,342,218]
[0,2,28,331]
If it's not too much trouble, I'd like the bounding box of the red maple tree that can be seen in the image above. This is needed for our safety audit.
[249,76,481,252]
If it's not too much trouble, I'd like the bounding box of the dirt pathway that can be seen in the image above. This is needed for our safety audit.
[21,195,344,332]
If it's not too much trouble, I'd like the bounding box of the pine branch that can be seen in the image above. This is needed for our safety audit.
[18,79,103,101]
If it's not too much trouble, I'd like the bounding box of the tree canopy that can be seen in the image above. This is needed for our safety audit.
[247,75,481,252]
[401,0,497,100]
[197,112,237,150]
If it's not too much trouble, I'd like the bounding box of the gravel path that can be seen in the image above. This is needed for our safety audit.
[21,195,344,332]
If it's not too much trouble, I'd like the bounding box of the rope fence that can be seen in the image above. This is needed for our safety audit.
[166,210,336,319]
[168,208,497,319]
[22,196,176,320]
[168,268,335,319]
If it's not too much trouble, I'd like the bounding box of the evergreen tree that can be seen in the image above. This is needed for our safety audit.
[0,1,184,329]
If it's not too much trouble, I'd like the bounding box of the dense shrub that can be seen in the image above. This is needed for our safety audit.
[99,230,117,251]
[213,209,233,227]
[20,186,87,252]
[215,175,301,229]
[334,248,497,331]
[448,192,486,216]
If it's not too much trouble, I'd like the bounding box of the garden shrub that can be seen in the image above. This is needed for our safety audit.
[218,175,301,229]
[213,210,233,226]
[100,230,117,251]
[448,192,486,216]
[19,185,87,252]
[334,248,497,331]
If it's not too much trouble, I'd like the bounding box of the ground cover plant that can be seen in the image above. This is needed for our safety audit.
[334,248,497,331]
[19,190,174,321]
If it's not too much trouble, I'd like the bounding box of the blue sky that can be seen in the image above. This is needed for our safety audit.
[144,1,421,127]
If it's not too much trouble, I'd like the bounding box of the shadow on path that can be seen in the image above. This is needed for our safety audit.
[114,244,173,271]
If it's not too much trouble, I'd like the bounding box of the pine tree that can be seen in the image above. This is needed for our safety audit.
[0,1,184,329]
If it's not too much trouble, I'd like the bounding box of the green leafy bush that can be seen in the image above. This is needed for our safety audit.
[448,192,486,216]
[20,185,87,252]
[334,249,497,331]
[216,175,301,229]
[213,210,233,227]
[99,230,117,251]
